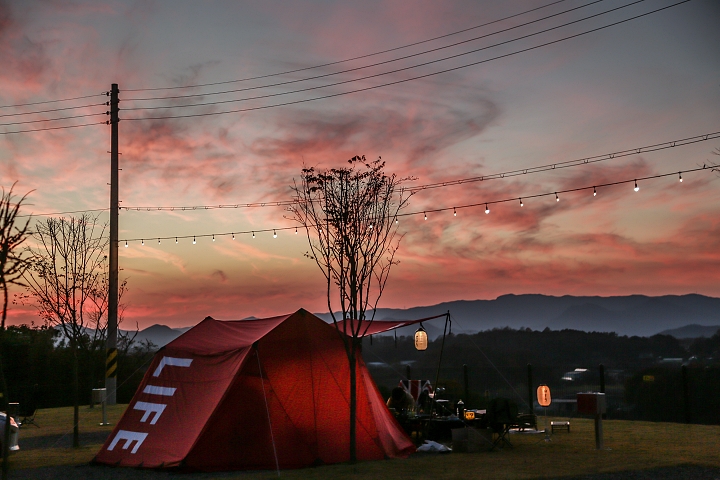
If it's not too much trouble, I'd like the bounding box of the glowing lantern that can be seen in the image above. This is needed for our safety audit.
[537,384,552,407]
[414,325,428,351]
[464,410,475,421]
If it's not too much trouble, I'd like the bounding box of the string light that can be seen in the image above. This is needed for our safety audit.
[679,172,683,182]
[111,130,720,213]
[175,237,178,244]
[158,238,160,244]
[555,192,559,202]
[232,233,235,240]
[118,166,711,246]
[295,227,298,234]
[519,198,523,207]
[273,230,277,238]
[453,207,457,216]
[212,234,215,241]
[141,239,144,246]
[634,180,639,192]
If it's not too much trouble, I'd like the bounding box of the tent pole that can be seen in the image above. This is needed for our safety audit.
[256,346,280,477]
[431,312,451,416]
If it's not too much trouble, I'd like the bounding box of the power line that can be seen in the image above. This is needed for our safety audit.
[0,102,108,118]
[123,1,689,121]
[125,0,609,103]
[117,129,719,212]
[408,130,720,192]
[0,121,105,135]
[122,0,571,93]
[119,165,710,244]
[0,93,105,109]
[16,208,109,219]
[0,112,107,127]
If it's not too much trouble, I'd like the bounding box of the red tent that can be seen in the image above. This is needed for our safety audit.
[94,308,416,470]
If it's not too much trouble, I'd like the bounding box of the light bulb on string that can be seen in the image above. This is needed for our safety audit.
[453,208,457,217]
[295,227,298,234]
[679,172,683,182]
[273,230,277,238]
[212,234,215,242]
[232,233,235,240]
[193,236,196,244]
[424,212,427,220]
[157,238,160,245]
[485,204,490,214]
[519,198,523,207]
[634,180,639,192]
[175,237,178,244]
[141,239,144,246]
[395,218,398,225]
[252,231,255,239]
[593,187,597,197]
[125,241,128,248]
[555,192,559,202]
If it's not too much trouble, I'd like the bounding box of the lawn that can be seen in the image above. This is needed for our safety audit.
[5,405,720,479]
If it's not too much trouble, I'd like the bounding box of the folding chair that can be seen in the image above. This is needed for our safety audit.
[19,385,39,428]
[486,398,518,450]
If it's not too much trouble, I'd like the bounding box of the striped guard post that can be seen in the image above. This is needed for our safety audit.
[106,348,118,378]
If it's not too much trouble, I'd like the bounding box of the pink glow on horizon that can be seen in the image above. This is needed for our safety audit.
[0,0,719,329]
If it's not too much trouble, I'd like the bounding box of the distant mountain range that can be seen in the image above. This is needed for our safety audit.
[128,294,720,347]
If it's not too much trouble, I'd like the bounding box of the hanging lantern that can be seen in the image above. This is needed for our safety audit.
[414,325,428,351]
[537,384,552,407]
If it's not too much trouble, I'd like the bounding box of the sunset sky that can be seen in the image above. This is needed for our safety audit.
[1,0,719,329]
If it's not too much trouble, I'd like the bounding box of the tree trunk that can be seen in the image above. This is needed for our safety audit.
[0,346,11,480]
[348,344,357,464]
[1,279,7,331]
[72,343,79,448]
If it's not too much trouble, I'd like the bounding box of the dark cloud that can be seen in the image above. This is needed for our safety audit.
[211,269,228,282]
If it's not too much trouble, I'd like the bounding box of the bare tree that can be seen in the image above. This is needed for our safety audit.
[0,183,31,480]
[290,155,412,462]
[0,183,32,330]
[23,214,108,448]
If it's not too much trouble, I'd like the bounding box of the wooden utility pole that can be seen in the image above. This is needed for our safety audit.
[106,84,119,405]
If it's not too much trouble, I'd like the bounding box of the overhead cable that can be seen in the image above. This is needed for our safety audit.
[0,93,105,109]
[123,1,689,121]
[122,0,570,93]
[0,121,105,135]
[0,102,108,118]
[125,0,609,103]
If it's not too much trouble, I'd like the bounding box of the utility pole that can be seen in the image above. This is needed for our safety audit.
[106,84,119,405]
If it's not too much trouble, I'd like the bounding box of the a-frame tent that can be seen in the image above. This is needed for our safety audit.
[94,308,416,470]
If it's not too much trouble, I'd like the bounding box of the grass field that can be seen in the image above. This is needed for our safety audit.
[5,405,720,479]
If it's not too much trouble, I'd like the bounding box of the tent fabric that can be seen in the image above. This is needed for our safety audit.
[94,309,415,470]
